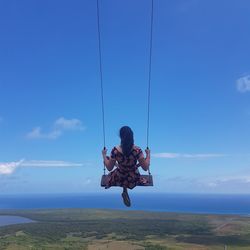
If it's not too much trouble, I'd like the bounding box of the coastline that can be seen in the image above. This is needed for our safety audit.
[0,193,250,216]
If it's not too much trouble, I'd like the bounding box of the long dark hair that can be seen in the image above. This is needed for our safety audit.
[120,126,134,157]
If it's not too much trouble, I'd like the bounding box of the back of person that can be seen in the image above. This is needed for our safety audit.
[111,145,142,169]
[102,126,150,207]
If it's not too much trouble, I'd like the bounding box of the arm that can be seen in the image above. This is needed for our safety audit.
[102,148,116,171]
[138,148,150,171]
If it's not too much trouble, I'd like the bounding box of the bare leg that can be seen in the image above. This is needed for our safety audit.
[122,187,131,207]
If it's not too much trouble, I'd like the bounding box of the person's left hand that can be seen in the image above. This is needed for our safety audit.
[102,147,107,157]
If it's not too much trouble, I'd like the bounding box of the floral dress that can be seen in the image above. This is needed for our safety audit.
[105,146,144,189]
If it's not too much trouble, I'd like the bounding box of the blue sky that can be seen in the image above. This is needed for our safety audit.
[0,0,250,194]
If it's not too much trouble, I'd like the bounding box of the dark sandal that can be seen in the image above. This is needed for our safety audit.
[122,192,131,207]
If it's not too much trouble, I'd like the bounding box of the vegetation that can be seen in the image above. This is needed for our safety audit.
[0,209,250,249]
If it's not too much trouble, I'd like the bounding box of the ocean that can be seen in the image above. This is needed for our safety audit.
[0,216,34,227]
[0,193,250,215]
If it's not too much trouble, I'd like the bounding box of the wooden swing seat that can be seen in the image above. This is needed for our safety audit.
[101,174,153,187]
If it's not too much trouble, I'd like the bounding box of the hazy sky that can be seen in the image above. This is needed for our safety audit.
[1,0,250,194]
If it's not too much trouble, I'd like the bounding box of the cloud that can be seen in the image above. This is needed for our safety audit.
[0,159,25,175]
[162,173,250,193]
[195,175,250,193]
[54,117,85,131]
[152,152,225,159]
[209,175,250,185]
[237,75,250,92]
[152,153,180,159]
[21,160,83,167]
[84,178,92,185]
[26,127,62,139]
[26,117,85,139]
[0,160,83,175]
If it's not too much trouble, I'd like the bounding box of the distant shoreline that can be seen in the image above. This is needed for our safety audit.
[0,193,250,216]
[0,208,250,218]
[0,215,34,227]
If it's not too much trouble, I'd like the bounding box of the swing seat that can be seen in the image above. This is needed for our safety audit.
[101,174,153,187]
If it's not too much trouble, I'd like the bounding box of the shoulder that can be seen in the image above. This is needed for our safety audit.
[133,145,143,154]
[115,145,122,153]
[133,145,141,151]
[111,146,123,155]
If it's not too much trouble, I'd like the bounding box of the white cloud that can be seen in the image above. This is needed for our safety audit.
[26,117,85,139]
[54,117,85,131]
[195,175,250,193]
[26,127,43,139]
[237,75,250,92]
[23,160,84,167]
[0,159,24,175]
[162,173,250,193]
[153,153,180,159]
[26,127,62,139]
[21,160,83,167]
[212,175,250,184]
[84,178,92,185]
[152,152,224,159]
[207,182,217,187]
[0,160,83,175]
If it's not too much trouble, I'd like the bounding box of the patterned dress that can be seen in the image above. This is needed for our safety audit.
[105,146,144,189]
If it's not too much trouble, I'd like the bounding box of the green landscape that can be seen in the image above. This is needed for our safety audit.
[0,209,250,249]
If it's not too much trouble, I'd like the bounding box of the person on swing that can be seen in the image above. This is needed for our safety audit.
[102,126,150,207]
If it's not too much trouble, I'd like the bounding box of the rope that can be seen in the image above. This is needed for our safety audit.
[146,0,154,175]
[97,0,154,177]
[96,0,106,175]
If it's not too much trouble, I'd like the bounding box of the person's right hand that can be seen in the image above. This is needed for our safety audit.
[102,147,107,157]
[145,148,150,156]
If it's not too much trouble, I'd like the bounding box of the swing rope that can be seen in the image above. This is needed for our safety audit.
[96,0,106,175]
[147,0,154,175]
[97,0,154,176]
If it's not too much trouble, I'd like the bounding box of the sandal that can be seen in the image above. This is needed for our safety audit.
[122,191,131,207]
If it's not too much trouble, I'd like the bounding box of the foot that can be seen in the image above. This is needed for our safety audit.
[122,191,131,207]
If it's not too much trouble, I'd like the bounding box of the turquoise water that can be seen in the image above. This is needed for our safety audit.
[0,215,34,227]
